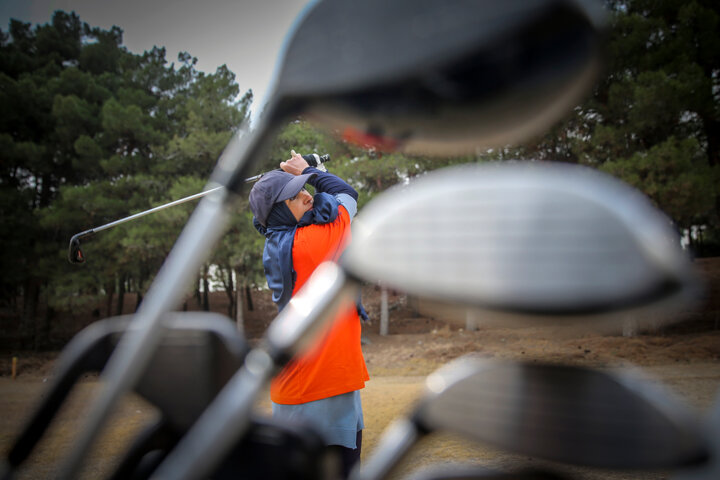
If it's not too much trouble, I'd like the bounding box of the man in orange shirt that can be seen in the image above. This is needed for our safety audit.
[249,150,369,477]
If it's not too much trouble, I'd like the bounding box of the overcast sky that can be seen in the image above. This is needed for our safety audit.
[0,0,311,123]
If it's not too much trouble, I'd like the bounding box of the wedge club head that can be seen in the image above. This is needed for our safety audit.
[356,357,709,480]
[68,234,85,264]
[417,358,709,468]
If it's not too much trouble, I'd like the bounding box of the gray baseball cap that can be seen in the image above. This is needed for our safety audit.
[249,170,316,227]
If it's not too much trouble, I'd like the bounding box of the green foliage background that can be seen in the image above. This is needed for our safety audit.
[1,1,719,348]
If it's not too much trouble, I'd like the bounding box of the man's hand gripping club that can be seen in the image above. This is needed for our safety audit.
[281,149,311,176]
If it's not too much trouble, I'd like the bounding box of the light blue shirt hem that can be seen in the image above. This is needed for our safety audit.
[272,390,363,448]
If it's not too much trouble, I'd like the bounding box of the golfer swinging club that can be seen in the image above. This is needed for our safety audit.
[249,150,369,478]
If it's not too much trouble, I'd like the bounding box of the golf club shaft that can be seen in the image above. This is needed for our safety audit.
[70,155,328,243]
[77,186,224,240]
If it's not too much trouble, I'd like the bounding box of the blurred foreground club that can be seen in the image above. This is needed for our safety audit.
[151,161,700,479]
[1,314,246,479]
[355,357,710,480]
[344,162,699,322]
[59,0,607,478]
[1,314,332,480]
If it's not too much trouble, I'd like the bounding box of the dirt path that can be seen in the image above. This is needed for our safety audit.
[0,378,152,479]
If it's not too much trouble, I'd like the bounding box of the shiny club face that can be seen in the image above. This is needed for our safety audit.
[285,188,313,221]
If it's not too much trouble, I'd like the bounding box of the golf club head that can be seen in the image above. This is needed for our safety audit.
[276,0,606,155]
[341,162,699,325]
[68,235,85,264]
[414,357,709,469]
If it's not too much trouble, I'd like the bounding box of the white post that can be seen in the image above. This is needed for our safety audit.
[380,286,389,336]
[622,315,637,338]
[466,309,478,331]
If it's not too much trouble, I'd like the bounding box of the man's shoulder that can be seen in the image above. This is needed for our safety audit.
[335,193,357,219]
[295,207,350,242]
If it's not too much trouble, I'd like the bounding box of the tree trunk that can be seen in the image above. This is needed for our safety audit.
[202,265,210,311]
[233,268,244,334]
[195,276,202,308]
[116,275,126,316]
[702,115,719,168]
[224,265,235,318]
[135,290,143,312]
[136,265,148,311]
[105,280,115,318]
[236,282,244,336]
[245,285,254,312]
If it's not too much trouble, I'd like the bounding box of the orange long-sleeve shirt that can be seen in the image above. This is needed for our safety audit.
[270,206,369,404]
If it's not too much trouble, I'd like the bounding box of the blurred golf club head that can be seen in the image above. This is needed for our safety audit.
[215,0,607,188]
[342,162,700,330]
[415,357,709,468]
[280,0,605,155]
[356,356,709,479]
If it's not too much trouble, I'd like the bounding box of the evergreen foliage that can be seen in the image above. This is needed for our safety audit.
[0,11,252,345]
[1,1,719,346]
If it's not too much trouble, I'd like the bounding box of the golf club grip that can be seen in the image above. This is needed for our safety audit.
[303,153,330,168]
[244,154,331,183]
